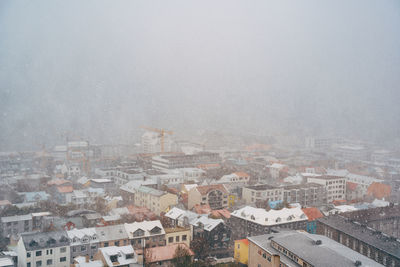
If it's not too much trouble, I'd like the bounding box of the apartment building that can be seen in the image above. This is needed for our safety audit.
[191,216,231,258]
[282,183,326,207]
[188,184,229,210]
[307,175,346,203]
[152,152,221,170]
[133,186,178,215]
[66,228,99,261]
[165,227,191,247]
[248,230,382,267]
[124,220,165,250]
[17,231,70,267]
[229,206,308,241]
[242,185,283,204]
[1,214,32,238]
[95,225,129,248]
[317,216,400,266]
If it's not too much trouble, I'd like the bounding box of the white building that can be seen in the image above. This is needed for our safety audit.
[96,245,137,267]
[307,175,346,203]
[269,163,287,180]
[17,231,70,267]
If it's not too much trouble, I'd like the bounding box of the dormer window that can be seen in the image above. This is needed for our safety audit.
[150,226,161,234]
[251,215,255,220]
[276,217,281,223]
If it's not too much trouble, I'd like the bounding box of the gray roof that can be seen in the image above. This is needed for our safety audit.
[1,214,32,223]
[245,184,279,190]
[95,224,128,242]
[249,230,383,267]
[21,231,70,251]
[317,216,400,259]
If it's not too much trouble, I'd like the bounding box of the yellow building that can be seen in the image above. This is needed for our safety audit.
[228,194,236,207]
[234,239,249,265]
[165,227,191,247]
[134,186,178,215]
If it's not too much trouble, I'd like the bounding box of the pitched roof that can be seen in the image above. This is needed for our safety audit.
[95,224,129,242]
[367,182,391,200]
[234,171,250,177]
[195,184,228,195]
[146,243,194,263]
[301,207,324,221]
[124,220,165,239]
[57,185,73,193]
[235,239,249,245]
[0,199,11,206]
[211,209,231,219]
[231,206,307,226]
[48,179,71,186]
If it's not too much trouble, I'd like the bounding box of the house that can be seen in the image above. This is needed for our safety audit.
[191,216,231,258]
[17,231,71,267]
[90,179,114,191]
[282,183,327,207]
[133,186,178,215]
[144,243,194,267]
[301,207,324,234]
[164,207,203,228]
[124,220,165,251]
[53,185,74,205]
[1,214,33,238]
[67,228,99,261]
[95,224,129,248]
[317,215,400,266]
[247,230,383,267]
[234,239,249,266]
[188,184,229,210]
[229,206,308,241]
[72,256,102,267]
[19,191,50,203]
[216,172,250,187]
[165,227,191,247]
[94,245,138,267]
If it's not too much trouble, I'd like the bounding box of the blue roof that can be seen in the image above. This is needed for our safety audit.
[23,191,50,202]
[268,200,283,209]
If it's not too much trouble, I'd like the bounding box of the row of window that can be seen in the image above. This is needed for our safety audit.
[27,248,66,258]
[168,234,187,243]
[27,257,66,267]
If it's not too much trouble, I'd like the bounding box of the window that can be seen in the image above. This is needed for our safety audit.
[60,257,66,262]
[27,263,31,267]
[182,235,187,241]
[36,251,42,256]
[27,252,31,258]
[60,247,66,253]
[46,259,52,265]
[114,241,119,246]
[36,261,42,267]
[176,236,180,242]
[168,237,174,243]
[81,245,86,251]
[104,242,109,247]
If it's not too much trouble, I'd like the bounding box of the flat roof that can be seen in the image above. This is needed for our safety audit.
[317,216,400,259]
[249,230,383,267]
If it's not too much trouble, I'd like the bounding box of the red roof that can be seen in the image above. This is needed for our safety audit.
[367,182,391,200]
[211,209,231,219]
[0,200,11,206]
[193,204,212,214]
[302,207,324,221]
[57,185,73,193]
[48,179,71,186]
[195,184,228,195]
[146,243,194,263]
[234,171,250,177]
[346,182,359,191]
[236,239,249,245]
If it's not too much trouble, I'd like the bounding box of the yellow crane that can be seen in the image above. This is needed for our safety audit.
[140,126,173,153]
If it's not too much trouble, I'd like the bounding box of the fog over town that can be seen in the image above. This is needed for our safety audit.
[0,1,400,267]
